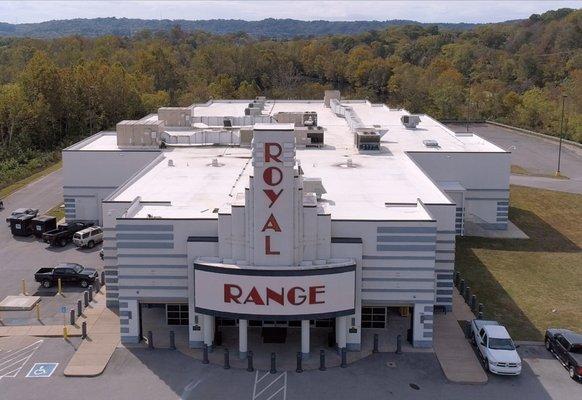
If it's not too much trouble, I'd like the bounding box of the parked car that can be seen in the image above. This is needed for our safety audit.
[545,328,582,381]
[73,226,103,248]
[42,221,94,247]
[471,319,521,375]
[34,263,98,288]
[5,208,39,223]
[31,215,57,238]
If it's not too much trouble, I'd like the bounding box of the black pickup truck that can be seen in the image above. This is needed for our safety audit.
[42,221,93,247]
[545,328,582,381]
[35,263,98,288]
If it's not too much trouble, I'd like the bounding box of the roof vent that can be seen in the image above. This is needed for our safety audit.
[347,158,353,168]
[212,158,219,167]
[423,139,439,148]
[168,159,174,167]
[401,115,421,129]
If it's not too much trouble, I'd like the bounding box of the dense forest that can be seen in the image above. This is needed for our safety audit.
[0,8,580,189]
[0,18,482,39]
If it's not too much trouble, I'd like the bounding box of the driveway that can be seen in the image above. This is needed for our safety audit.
[448,123,582,194]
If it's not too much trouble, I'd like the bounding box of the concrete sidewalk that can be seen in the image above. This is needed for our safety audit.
[64,287,120,377]
[0,324,81,337]
[432,288,487,384]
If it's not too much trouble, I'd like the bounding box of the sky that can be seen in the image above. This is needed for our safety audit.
[0,1,579,24]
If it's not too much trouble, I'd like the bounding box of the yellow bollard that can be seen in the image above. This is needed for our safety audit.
[57,278,62,295]
[35,303,40,320]
[21,279,26,295]
[63,326,68,340]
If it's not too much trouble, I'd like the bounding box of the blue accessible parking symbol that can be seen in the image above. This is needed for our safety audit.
[26,363,59,378]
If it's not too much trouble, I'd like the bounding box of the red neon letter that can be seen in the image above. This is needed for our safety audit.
[243,287,265,305]
[287,287,307,305]
[263,189,283,208]
[264,143,282,163]
[265,236,280,255]
[309,286,325,304]
[224,284,242,303]
[266,288,285,305]
[263,167,283,186]
[261,214,282,232]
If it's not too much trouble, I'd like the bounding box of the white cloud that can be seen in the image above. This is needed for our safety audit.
[0,1,579,24]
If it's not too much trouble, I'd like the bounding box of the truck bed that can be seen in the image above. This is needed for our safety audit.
[35,267,54,275]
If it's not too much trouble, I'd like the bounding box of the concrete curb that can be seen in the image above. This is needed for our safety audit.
[486,121,582,150]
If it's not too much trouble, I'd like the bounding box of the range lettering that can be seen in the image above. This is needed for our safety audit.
[224,284,326,306]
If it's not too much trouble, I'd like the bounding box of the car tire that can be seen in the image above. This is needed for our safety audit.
[545,339,552,351]
[42,280,52,288]
[80,280,88,288]
[59,238,67,247]
[87,240,95,249]
[569,365,576,380]
[472,333,477,345]
[483,358,490,372]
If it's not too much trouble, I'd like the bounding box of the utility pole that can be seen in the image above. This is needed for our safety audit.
[556,94,567,176]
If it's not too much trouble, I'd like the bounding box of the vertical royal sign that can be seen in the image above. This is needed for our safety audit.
[252,124,296,266]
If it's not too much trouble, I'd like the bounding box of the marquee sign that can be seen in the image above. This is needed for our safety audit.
[193,263,356,320]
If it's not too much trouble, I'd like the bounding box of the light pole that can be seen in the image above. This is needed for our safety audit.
[556,94,567,176]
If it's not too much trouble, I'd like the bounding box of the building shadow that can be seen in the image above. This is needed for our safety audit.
[463,206,580,253]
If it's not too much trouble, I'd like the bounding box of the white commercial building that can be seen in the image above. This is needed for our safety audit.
[62,92,510,354]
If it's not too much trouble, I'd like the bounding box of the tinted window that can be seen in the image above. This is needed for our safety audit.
[480,328,485,337]
[82,232,90,239]
[489,338,516,350]
[73,265,83,273]
[482,334,488,345]
[54,268,66,275]
[558,336,570,349]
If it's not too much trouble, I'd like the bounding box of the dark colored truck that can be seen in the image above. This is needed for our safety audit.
[5,208,39,223]
[34,263,98,289]
[42,221,94,247]
[545,328,582,381]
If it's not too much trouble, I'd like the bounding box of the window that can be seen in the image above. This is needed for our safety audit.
[362,307,387,328]
[482,334,488,346]
[489,338,515,350]
[558,336,570,350]
[166,304,188,326]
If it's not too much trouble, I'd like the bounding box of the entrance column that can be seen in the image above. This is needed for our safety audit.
[239,319,248,359]
[203,314,214,349]
[336,316,347,349]
[301,320,310,357]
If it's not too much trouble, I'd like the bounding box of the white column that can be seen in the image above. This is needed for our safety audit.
[203,314,214,349]
[239,319,248,359]
[336,316,347,349]
[301,320,310,357]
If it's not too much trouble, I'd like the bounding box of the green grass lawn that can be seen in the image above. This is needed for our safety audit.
[456,185,582,341]
[46,203,65,222]
[0,161,62,199]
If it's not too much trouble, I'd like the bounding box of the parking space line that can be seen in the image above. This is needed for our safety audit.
[0,340,43,380]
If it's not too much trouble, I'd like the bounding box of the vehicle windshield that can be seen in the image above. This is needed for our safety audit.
[72,264,84,273]
[489,338,515,350]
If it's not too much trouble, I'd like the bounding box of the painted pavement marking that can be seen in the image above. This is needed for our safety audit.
[0,340,43,380]
[180,378,204,400]
[253,370,287,400]
[26,363,59,378]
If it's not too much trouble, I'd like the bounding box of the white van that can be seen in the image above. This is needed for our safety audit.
[73,226,103,249]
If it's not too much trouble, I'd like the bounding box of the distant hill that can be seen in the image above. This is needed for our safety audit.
[0,17,486,39]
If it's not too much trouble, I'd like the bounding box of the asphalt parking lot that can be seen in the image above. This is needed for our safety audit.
[0,342,580,400]
[0,170,103,325]
[448,123,582,194]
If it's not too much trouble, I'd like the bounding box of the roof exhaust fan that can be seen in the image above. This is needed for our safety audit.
[401,115,421,129]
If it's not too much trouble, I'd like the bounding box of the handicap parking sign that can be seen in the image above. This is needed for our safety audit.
[26,363,58,378]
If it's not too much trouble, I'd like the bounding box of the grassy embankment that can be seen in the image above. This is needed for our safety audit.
[456,185,581,341]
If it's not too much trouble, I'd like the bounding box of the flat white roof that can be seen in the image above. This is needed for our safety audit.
[95,99,508,220]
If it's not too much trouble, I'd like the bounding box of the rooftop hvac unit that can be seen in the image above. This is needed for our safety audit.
[423,139,439,148]
[401,115,421,129]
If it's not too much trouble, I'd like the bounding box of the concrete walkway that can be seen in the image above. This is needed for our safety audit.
[432,288,487,384]
[0,324,81,337]
[63,287,120,377]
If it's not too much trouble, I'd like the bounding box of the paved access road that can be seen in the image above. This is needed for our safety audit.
[0,168,103,325]
[448,123,582,194]
[1,342,580,400]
